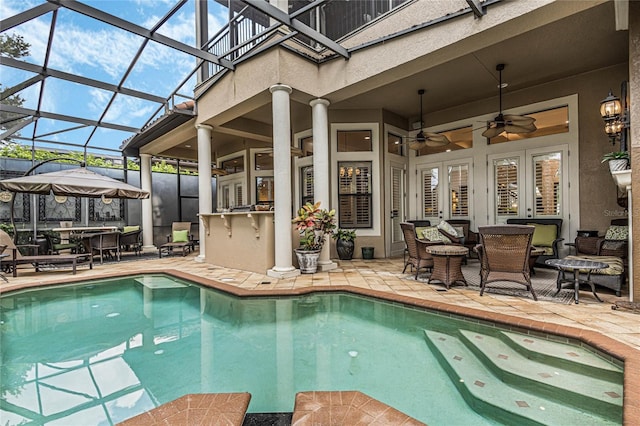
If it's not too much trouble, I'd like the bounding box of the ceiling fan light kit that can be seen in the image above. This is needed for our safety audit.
[482,63,537,139]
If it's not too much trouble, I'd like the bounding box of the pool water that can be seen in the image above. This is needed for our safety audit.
[0,275,622,425]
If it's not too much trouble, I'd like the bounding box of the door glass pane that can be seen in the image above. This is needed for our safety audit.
[448,164,468,217]
[301,166,314,206]
[391,167,403,243]
[533,152,561,216]
[494,158,519,217]
[256,177,274,206]
[422,167,439,217]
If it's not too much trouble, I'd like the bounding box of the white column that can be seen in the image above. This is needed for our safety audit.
[140,153,156,251]
[267,84,300,278]
[196,124,213,263]
[310,98,337,271]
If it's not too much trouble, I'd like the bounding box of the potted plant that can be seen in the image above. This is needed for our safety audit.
[602,151,630,173]
[292,201,336,273]
[332,228,356,260]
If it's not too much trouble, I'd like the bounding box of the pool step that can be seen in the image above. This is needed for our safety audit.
[424,330,622,425]
[500,330,623,382]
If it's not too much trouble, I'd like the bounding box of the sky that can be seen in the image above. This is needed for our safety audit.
[1,0,229,155]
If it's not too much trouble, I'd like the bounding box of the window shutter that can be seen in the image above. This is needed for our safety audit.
[494,158,519,217]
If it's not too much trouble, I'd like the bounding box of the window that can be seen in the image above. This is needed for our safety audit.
[422,167,439,217]
[255,177,274,206]
[533,152,561,216]
[338,162,372,228]
[448,164,469,217]
[300,136,313,156]
[221,156,244,174]
[387,132,404,155]
[254,153,273,170]
[494,158,519,217]
[301,166,314,206]
[337,130,372,152]
[488,106,569,145]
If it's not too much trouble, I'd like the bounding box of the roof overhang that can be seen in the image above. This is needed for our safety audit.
[120,110,195,157]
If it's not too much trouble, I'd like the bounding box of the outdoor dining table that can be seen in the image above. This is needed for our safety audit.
[545,258,608,304]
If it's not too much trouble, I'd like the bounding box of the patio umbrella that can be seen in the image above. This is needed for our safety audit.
[0,166,149,199]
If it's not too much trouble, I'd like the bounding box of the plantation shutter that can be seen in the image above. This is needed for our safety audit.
[494,158,519,217]
[533,152,561,216]
[448,164,469,217]
[422,167,439,217]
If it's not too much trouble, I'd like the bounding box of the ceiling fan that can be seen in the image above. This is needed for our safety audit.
[406,89,449,150]
[482,63,537,139]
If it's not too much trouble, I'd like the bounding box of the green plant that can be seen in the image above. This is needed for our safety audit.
[601,151,629,163]
[332,228,356,242]
[0,222,14,237]
[292,201,336,251]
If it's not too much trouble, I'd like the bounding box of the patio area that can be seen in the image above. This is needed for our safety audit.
[1,252,638,352]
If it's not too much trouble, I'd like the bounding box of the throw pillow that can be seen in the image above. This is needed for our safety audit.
[453,226,465,238]
[528,223,557,247]
[415,226,429,238]
[604,225,628,241]
[437,220,458,237]
[123,225,140,233]
[422,226,451,243]
[172,229,189,243]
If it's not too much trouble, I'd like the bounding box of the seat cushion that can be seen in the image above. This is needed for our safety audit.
[529,223,557,247]
[123,225,140,233]
[604,225,628,241]
[422,226,451,243]
[437,220,459,237]
[565,255,624,275]
[172,230,189,243]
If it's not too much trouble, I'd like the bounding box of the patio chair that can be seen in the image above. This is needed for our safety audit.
[87,231,121,264]
[159,222,194,258]
[120,228,142,256]
[474,224,537,301]
[401,222,443,280]
[42,230,80,254]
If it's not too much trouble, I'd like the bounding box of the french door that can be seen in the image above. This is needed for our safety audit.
[488,146,568,225]
[417,159,473,224]
[388,162,406,256]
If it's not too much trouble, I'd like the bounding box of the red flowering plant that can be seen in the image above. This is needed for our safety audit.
[292,201,336,251]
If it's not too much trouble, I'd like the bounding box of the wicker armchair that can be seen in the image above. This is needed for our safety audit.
[401,222,443,280]
[474,225,537,301]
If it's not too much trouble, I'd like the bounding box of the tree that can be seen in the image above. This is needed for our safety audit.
[0,33,31,138]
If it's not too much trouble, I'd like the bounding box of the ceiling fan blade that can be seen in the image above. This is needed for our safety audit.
[504,123,537,134]
[408,141,427,151]
[424,132,450,146]
[503,114,536,125]
[482,124,504,138]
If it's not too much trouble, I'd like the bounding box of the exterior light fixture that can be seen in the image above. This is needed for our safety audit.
[600,81,629,150]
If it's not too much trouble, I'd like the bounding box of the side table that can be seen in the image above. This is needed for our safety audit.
[425,245,469,289]
[545,258,608,304]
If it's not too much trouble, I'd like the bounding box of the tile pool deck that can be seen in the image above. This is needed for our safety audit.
[1,252,639,423]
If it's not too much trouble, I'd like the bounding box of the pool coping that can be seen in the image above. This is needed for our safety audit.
[2,268,638,424]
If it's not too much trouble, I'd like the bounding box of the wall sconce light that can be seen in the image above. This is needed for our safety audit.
[600,81,629,150]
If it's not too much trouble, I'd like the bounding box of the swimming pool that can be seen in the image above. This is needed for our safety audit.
[0,274,624,425]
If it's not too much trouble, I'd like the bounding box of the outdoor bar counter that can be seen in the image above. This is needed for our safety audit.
[199,211,275,274]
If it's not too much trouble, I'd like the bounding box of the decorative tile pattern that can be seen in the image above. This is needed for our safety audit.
[516,400,530,408]
[474,380,485,387]
[498,354,509,360]
[605,391,621,399]
[538,373,553,378]
[453,355,463,361]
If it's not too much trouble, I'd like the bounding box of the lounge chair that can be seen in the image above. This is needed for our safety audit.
[474,224,537,300]
[400,222,443,280]
[0,229,93,277]
[159,222,194,258]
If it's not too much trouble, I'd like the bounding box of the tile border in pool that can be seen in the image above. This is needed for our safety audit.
[2,268,638,424]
